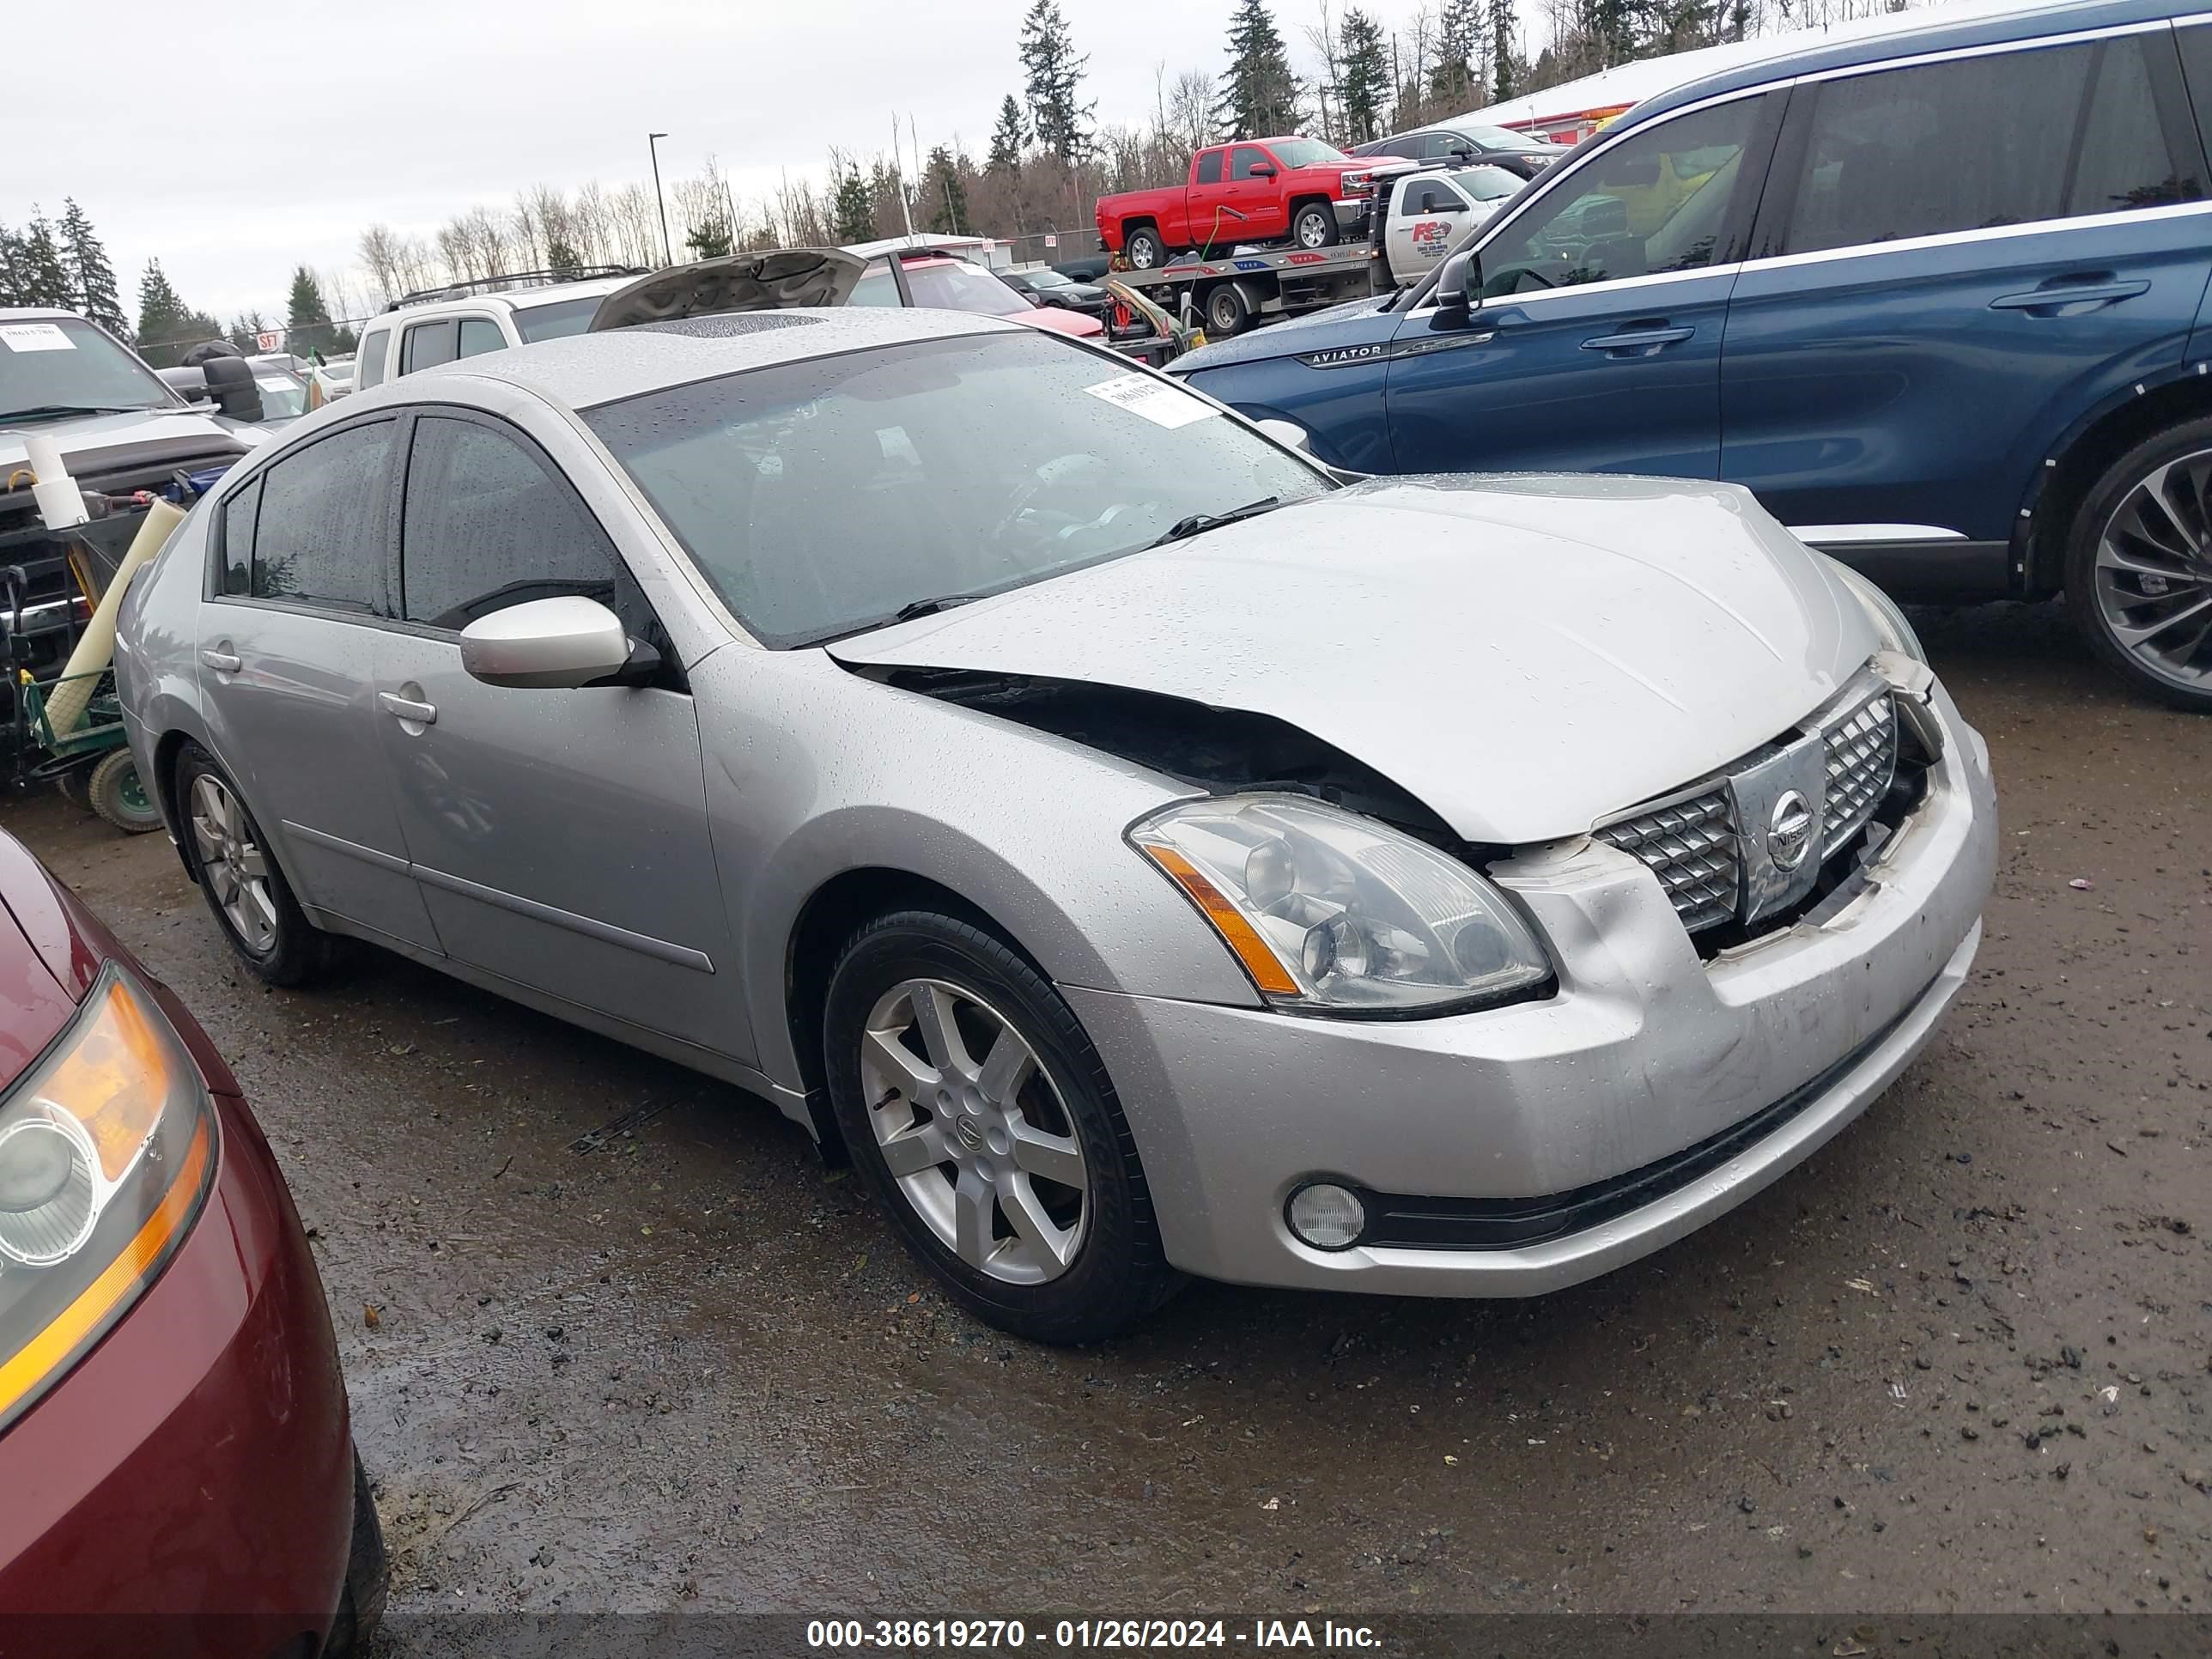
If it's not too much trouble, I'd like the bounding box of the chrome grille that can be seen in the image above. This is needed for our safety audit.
[1594,788,1739,933]
[1820,691,1897,858]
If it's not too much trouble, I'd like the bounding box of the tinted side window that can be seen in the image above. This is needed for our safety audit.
[401,319,459,374]
[218,476,259,596]
[848,260,901,307]
[2179,24,2212,152]
[399,416,628,631]
[1231,146,1271,180]
[251,422,394,613]
[356,329,390,390]
[1781,37,2199,256]
[1195,149,1224,185]
[1480,96,1763,295]
[456,318,506,358]
[1421,133,1456,161]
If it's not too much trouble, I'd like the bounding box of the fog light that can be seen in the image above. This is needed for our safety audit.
[1287,1182,1366,1251]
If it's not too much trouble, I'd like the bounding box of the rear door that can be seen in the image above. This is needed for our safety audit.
[371,409,738,1053]
[398,317,459,378]
[1720,26,2212,585]
[198,419,442,950]
[1383,90,1780,477]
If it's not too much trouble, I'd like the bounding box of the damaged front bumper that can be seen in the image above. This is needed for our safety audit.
[1066,671,1997,1297]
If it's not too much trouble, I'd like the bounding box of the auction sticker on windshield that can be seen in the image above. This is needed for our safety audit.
[0,323,75,352]
[1083,373,1212,429]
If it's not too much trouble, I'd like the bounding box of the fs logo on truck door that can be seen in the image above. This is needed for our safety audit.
[1411,220,1453,258]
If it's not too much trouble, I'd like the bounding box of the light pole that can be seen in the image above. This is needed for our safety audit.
[647,132,673,266]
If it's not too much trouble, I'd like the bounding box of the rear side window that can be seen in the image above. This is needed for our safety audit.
[456,318,506,358]
[1778,36,2201,256]
[217,476,260,596]
[248,422,395,613]
[356,329,390,390]
[400,319,459,374]
[1195,149,1224,185]
[398,416,630,631]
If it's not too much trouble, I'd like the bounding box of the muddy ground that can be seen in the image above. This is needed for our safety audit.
[10,599,2209,1623]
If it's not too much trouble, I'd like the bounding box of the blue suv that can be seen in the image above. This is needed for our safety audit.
[1172,0,2212,709]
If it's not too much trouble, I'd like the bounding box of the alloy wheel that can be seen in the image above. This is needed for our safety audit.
[2093,452,2212,692]
[188,772,278,955]
[857,977,1089,1285]
[1295,211,1330,248]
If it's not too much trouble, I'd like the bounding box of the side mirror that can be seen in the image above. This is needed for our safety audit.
[1249,164,1276,179]
[459,596,638,689]
[1435,248,1479,313]
[198,356,265,424]
[1254,417,1310,452]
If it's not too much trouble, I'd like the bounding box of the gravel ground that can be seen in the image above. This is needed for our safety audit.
[9,598,2208,1624]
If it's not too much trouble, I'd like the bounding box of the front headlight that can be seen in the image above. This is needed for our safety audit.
[1826,557,1926,662]
[1130,793,1553,1015]
[0,963,216,1434]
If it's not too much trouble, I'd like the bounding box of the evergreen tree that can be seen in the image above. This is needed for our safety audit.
[1431,0,1483,110]
[285,266,337,357]
[19,210,73,310]
[0,227,27,308]
[684,216,734,259]
[1491,0,1520,99]
[1338,9,1391,143]
[1215,0,1302,141]
[1019,0,1093,163]
[135,259,220,367]
[58,199,128,337]
[921,146,970,234]
[547,234,584,275]
[988,94,1029,173]
[830,164,877,244]
[225,310,270,353]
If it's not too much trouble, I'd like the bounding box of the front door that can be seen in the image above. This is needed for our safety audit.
[198,417,442,951]
[1721,28,2212,559]
[1383,92,1778,477]
[1228,145,1286,243]
[372,410,740,1054]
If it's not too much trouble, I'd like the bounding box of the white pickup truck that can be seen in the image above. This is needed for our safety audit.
[1369,162,1525,287]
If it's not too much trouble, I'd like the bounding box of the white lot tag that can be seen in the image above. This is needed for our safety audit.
[0,323,75,352]
[1082,373,1212,428]
[254,376,294,392]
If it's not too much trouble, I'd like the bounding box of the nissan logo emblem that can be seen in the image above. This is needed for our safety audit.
[1768,789,1815,872]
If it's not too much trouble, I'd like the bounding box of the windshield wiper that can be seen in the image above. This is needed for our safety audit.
[1150,496,1283,548]
[0,404,158,423]
[891,593,980,623]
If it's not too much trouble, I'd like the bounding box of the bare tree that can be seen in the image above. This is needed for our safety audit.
[1167,68,1214,153]
[356,224,404,310]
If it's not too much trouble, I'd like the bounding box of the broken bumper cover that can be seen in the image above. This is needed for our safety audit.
[1066,675,1996,1297]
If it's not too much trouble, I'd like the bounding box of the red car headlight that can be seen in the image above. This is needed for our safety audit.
[0,963,216,1434]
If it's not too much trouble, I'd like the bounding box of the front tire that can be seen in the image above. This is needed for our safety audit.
[174,742,337,985]
[1291,201,1338,249]
[2066,416,2212,711]
[823,909,1180,1344]
[1124,227,1165,270]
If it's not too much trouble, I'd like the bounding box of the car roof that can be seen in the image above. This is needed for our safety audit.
[373,275,636,326]
[1,307,83,324]
[345,305,1019,412]
[1629,0,2163,127]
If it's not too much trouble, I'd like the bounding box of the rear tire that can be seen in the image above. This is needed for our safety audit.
[321,1448,388,1659]
[1205,283,1254,337]
[1125,227,1165,270]
[1292,201,1338,249]
[86,750,162,835]
[2064,416,2212,712]
[823,909,1181,1344]
[173,741,337,986]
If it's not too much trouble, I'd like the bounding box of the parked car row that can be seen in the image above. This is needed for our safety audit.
[1174,0,2212,710]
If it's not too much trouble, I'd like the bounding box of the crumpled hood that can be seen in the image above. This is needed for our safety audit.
[0,408,248,489]
[589,247,865,331]
[831,476,1879,844]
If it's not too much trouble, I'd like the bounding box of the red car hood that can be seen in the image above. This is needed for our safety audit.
[1019,307,1103,338]
[0,835,93,1087]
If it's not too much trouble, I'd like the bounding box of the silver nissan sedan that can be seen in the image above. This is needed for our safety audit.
[114,307,1997,1342]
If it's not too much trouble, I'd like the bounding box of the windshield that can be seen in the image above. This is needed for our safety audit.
[1463,166,1522,201]
[252,369,309,419]
[902,261,1032,318]
[1026,269,1074,289]
[0,316,173,420]
[1465,125,1547,150]
[514,294,605,341]
[583,330,1329,647]
[1269,138,1349,168]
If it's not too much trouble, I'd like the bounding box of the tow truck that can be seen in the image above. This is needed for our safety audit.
[1108,240,1375,338]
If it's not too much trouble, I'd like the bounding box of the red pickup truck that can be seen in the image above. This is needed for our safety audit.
[1095,137,1376,270]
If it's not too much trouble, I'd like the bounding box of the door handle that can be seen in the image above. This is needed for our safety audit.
[199,648,241,673]
[378,691,437,726]
[1989,279,2149,314]
[1580,325,1695,356]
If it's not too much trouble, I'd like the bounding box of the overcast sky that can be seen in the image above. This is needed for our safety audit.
[9,0,1504,325]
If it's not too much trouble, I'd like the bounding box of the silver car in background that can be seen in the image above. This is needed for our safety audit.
[113,308,1996,1342]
